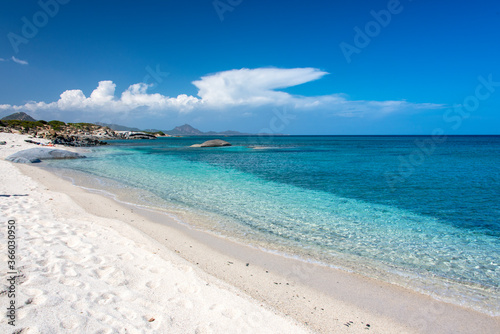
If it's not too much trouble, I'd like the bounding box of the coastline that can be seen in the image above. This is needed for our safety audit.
[0,133,311,333]
[2,133,499,333]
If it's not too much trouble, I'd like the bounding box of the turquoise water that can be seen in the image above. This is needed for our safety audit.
[48,136,500,314]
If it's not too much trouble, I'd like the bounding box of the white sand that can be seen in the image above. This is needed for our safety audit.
[0,133,311,333]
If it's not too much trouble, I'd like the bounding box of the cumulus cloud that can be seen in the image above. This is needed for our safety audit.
[4,80,201,116]
[0,67,443,119]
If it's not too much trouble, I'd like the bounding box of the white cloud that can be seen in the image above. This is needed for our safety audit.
[0,67,443,119]
[11,56,28,65]
[193,67,328,107]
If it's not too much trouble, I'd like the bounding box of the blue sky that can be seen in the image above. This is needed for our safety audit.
[1,0,499,134]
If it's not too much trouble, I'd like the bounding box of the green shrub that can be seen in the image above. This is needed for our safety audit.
[68,122,94,129]
[3,120,45,130]
[48,120,66,131]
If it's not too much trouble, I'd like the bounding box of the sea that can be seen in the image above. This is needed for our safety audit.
[45,135,500,315]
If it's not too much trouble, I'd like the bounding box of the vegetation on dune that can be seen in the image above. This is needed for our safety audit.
[0,120,47,131]
[48,120,66,131]
[0,119,113,136]
[67,122,97,130]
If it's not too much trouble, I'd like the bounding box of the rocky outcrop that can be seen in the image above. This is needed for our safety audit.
[119,132,157,140]
[190,139,232,148]
[6,148,85,163]
[52,135,108,147]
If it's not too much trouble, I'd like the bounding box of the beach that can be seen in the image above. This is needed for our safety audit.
[1,132,499,334]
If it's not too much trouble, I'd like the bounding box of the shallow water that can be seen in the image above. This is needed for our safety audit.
[47,135,500,315]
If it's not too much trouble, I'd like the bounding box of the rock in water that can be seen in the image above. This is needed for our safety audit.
[6,148,85,163]
[190,139,232,148]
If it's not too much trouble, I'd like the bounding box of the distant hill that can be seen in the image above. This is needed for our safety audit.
[95,122,142,132]
[204,130,250,135]
[2,112,37,122]
[166,124,204,135]
[166,124,250,136]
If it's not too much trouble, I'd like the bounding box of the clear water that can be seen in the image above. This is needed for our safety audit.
[47,136,500,314]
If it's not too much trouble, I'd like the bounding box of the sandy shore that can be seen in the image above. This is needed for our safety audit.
[1,133,498,333]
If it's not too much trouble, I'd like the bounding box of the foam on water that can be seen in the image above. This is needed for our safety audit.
[46,136,500,315]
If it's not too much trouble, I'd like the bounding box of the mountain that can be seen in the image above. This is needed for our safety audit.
[166,124,204,135]
[166,124,251,136]
[2,112,37,122]
[94,122,142,132]
[204,130,250,135]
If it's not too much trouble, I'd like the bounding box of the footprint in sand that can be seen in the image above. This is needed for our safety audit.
[76,243,95,255]
[146,280,161,289]
[89,310,114,325]
[176,282,200,294]
[46,262,63,276]
[118,253,135,261]
[95,266,116,279]
[70,300,89,312]
[222,307,243,320]
[115,306,139,320]
[58,291,79,303]
[36,259,50,267]
[96,292,118,305]
[24,288,44,299]
[195,324,214,334]
[209,304,224,312]
[62,236,82,248]
[148,266,166,274]
[43,295,64,307]
[178,299,194,309]
[85,231,99,238]
[17,307,32,320]
[180,265,193,273]
[59,277,86,288]
[93,328,114,334]
[60,315,84,330]
[62,265,79,277]
[58,253,83,264]
[106,269,127,286]
[80,255,106,266]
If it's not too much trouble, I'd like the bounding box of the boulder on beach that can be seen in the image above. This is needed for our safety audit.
[6,148,85,164]
[52,135,108,147]
[190,139,232,148]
